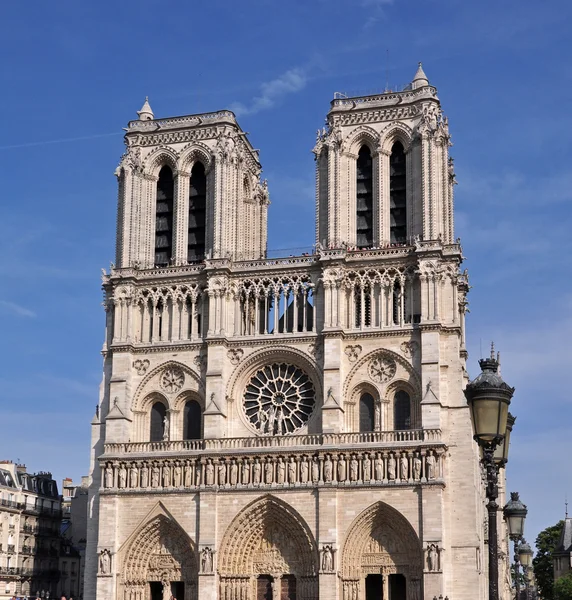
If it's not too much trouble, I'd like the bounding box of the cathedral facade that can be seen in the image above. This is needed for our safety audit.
[85,65,498,600]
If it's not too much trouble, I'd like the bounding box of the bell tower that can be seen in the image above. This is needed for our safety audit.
[114,101,269,268]
[314,63,455,250]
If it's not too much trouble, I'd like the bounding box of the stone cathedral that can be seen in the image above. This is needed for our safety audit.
[85,64,496,600]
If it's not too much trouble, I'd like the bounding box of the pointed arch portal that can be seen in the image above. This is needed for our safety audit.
[120,512,198,600]
[218,495,318,600]
[341,502,423,600]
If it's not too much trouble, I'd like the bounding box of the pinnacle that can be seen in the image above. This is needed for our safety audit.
[137,96,154,121]
[412,62,429,89]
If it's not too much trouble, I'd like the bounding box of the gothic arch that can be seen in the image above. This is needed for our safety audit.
[385,379,420,429]
[346,381,381,432]
[178,143,213,174]
[345,125,381,156]
[132,360,202,413]
[118,502,198,600]
[341,501,423,598]
[343,347,421,399]
[144,146,179,177]
[379,123,414,154]
[218,495,319,599]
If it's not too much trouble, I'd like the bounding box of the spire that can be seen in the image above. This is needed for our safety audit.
[137,96,154,121]
[412,62,429,89]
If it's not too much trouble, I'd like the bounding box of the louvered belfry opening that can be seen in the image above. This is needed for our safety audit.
[188,162,206,262]
[359,393,375,433]
[150,401,167,442]
[356,145,374,248]
[155,166,174,266]
[390,141,407,244]
[394,390,411,430]
[183,399,202,440]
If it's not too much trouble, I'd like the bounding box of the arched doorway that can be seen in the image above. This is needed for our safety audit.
[120,512,198,600]
[218,495,318,600]
[341,502,422,600]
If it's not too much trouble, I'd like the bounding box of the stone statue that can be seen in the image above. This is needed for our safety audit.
[140,464,149,488]
[337,455,347,482]
[374,454,383,480]
[276,407,284,435]
[218,462,227,486]
[276,458,285,484]
[253,459,261,484]
[413,457,422,481]
[350,456,359,481]
[258,407,268,433]
[323,456,333,483]
[99,549,110,574]
[161,574,170,600]
[162,466,171,488]
[267,405,276,434]
[300,458,309,483]
[426,453,436,480]
[184,463,192,487]
[105,465,114,488]
[288,457,296,483]
[321,545,334,572]
[230,460,238,486]
[427,544,436,571]
[363,454,371,482]
[374,403,381,430]
[129,464,138,488]
[400,455,409,480]
[387,455,396,480]
[162,415,170,441]
[265,459,274,484]
[204,461,214,486]
[312,457,320,483]
[201,547,213,573]
[173,464,182,487]
[118,465,127,488]
[241,460,250,485]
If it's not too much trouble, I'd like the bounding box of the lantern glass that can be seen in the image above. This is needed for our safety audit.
[494,413,515,466]
[519,543,533,567]
[471,397,509,444]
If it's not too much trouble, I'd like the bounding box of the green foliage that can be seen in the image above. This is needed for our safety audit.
[554,572,572,600]
[533,520,564,600]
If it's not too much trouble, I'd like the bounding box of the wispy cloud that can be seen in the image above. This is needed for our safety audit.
[0,300,36,318]
[231,68,308,116]
[361,0,394,29]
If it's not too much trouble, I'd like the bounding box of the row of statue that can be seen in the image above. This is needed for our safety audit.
[103,450,441,489]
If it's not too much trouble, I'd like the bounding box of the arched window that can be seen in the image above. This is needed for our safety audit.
[183,400,202,440]
[356,145,373,248]
[359,393,375,432]
[390,141,407,244]
[188,162,206,262]
[150,401,167,442]
[155,166,174,266]
[394,390,411,430]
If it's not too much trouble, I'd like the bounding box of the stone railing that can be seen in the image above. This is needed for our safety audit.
[104,429,441,456]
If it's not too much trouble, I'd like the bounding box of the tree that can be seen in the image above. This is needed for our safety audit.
[533,520,564,600]
[554,572,572,600]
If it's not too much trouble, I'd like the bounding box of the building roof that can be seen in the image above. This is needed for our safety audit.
[555,518,572,554]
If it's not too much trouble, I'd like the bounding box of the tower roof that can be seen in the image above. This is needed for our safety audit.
[412,62,429,89]
[556,518,572,554]
[137,97,154,121]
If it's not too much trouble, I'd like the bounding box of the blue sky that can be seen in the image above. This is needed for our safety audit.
[0,0,570,546]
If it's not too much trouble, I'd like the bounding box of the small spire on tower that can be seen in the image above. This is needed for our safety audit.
[412,62,429,89]
[490,341,495,360]
[137,96,154,121]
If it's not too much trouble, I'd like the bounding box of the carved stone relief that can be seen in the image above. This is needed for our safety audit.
[133,359,150,375]
[368,357,396,383]
[160,367,185,394]
[344,345,362,363]
[227,348,244,365]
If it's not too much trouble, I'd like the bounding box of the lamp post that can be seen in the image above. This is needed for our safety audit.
[503,491,528,599]
[464,345,515,600]
[519,541,533,599]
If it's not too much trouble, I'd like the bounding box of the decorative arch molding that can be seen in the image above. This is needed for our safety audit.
[345,125,381,156]
[132,360,202,413]
[341,500,422,583]
[144,146,179,177]
[178,142,213,175]
[218,495,319,595]
[343,347,421,400]
[172,389,206,413]
[379,123,414,154]
[117,502,198,600]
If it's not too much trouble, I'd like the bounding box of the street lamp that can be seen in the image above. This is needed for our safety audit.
[494,413,515,467]
[465,345,515,600]
[504,492,528,599]
[519,541,533,600]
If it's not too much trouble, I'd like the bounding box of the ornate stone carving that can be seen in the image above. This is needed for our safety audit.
[160,367,185,394]
[400,341,419,358]
[99,549,111,575]
[133,359,150,375]
[200,547,214,573]
[193,352,207,370]
[426,543,441,572]
[243,363,316,435]
[321,545,335,572]
[308,343,323,362]
[227,348,244,365]
[344,345,362,363]
[368,356,396,383]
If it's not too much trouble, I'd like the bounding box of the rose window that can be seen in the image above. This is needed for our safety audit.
[243,363,316,435]
[160,367,185,394]
[368,356,396,383]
